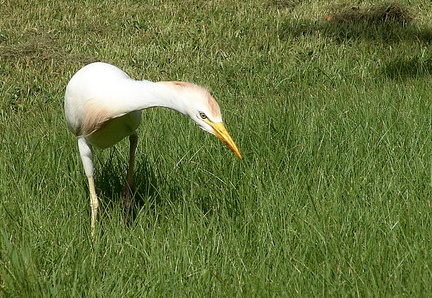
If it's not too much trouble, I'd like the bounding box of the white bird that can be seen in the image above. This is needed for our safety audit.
[64,62,242,236]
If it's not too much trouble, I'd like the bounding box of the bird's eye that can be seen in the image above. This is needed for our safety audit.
[199,112,208,120]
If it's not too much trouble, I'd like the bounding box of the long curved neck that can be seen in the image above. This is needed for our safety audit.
[117,79,188,115]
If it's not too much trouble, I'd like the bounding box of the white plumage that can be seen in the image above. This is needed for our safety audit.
[64,62,241,236]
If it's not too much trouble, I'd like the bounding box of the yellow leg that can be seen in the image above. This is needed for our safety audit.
[88,176,98,237]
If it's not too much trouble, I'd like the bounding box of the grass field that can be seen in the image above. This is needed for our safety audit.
[1,0,431,296]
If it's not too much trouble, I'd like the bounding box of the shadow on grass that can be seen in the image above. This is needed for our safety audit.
[381,56,432,79]
[278,2,432,79]
[94,152,159,227]
[279,2,432,44]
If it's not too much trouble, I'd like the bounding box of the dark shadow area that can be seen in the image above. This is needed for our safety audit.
[277,2,432,80]
[79,149,247,234]
[382,56,432,80]
[278,2,432,44]
[325,2,413,25]
[95,150,159,227]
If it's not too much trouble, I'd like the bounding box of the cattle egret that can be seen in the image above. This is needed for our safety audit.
[64,62,242,236]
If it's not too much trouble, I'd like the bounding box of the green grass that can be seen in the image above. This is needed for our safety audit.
[1,0,432,296]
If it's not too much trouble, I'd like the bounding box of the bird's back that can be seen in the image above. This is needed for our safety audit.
[64,62,142,147]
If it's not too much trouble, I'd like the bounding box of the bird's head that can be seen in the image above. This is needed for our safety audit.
[163,81,242,159]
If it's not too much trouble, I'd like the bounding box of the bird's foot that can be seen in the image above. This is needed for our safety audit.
[122,184,137,225]
[122,183,135,201]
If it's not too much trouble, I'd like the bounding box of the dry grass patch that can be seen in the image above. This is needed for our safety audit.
[325,2,413,25]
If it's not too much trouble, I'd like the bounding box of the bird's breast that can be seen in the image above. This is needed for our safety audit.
[86,111,142,149]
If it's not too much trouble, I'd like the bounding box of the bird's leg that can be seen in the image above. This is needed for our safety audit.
[122,133,138,198]
[78,138,98,237]
[88,176,98,237]
[122,133,138,207]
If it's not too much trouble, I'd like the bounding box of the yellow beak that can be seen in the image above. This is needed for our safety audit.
[210,122,242,159]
